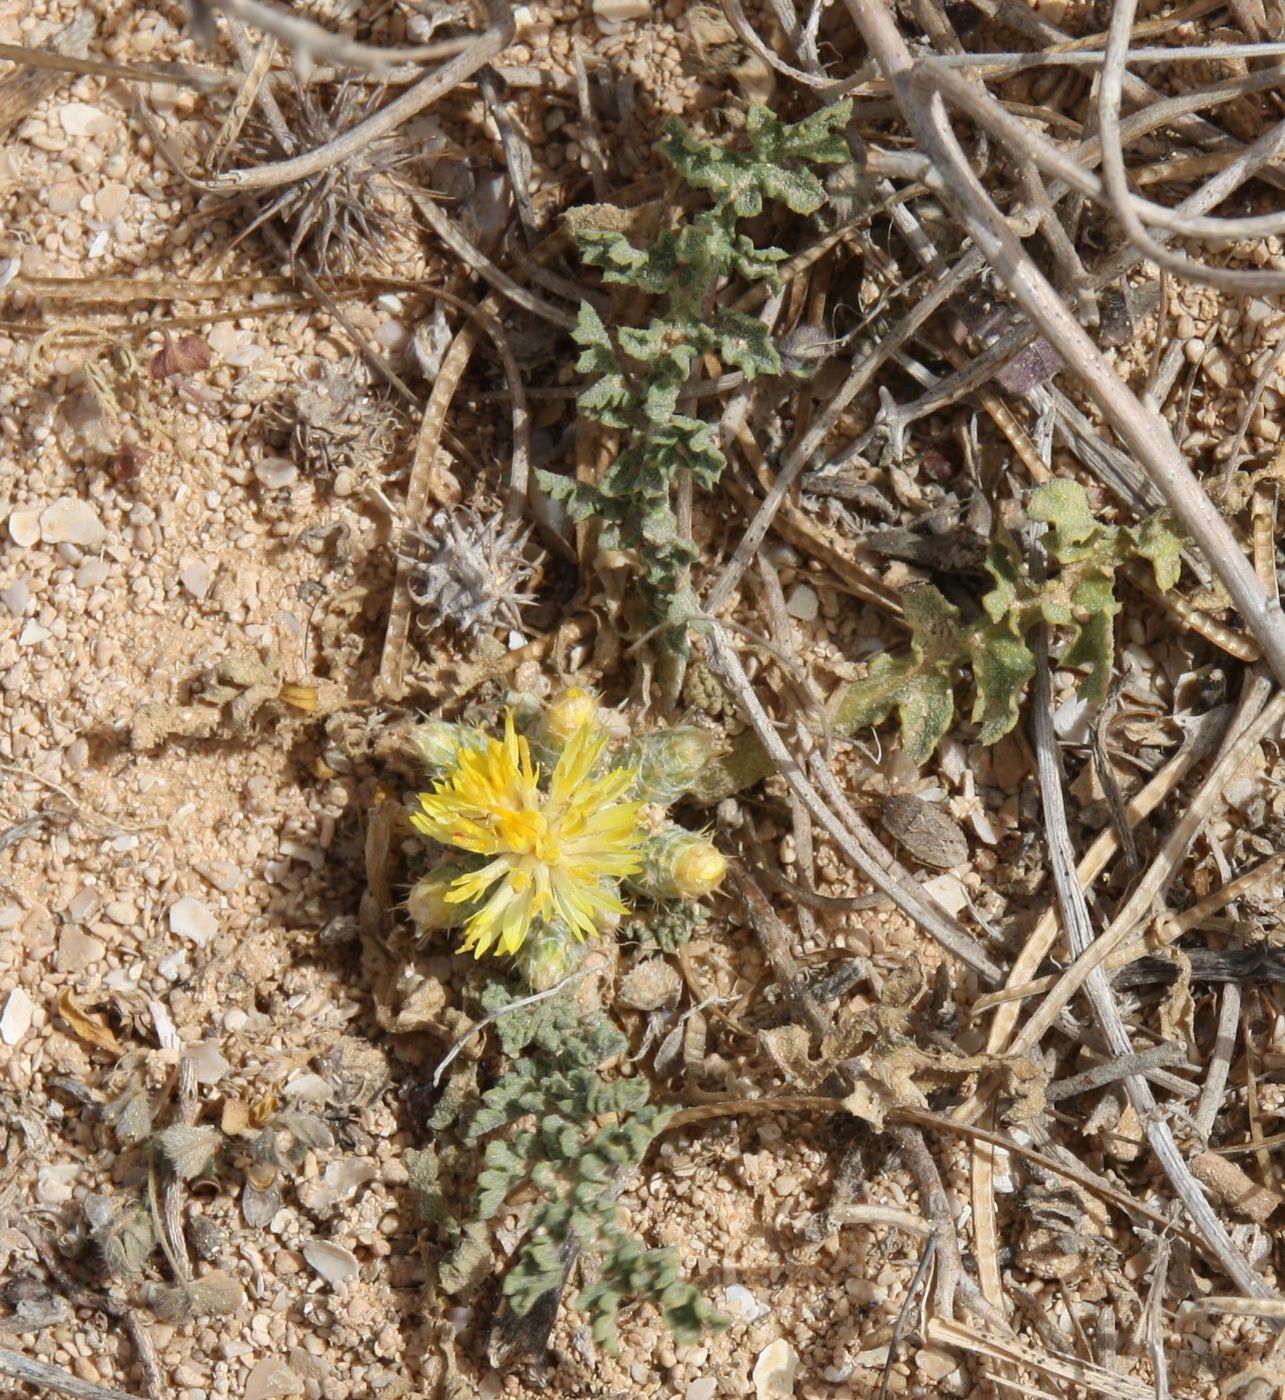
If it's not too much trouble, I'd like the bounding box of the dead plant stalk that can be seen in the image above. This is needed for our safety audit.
[1029,623,1268,1299]
[842,0,1285,686]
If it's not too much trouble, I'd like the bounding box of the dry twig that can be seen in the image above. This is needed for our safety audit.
[1028,620,1267,1298]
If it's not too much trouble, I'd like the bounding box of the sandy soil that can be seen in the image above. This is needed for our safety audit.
[3,1,1284,1399]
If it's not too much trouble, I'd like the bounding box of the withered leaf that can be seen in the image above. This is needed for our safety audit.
[149,333,211,380]
[58,989,122,1054]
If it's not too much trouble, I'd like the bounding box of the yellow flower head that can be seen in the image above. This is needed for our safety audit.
[410,712,645,958]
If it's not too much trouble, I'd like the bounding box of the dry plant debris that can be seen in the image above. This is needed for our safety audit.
[8,0,1285,1398]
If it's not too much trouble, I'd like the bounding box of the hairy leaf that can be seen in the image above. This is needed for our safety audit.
[836,481,1184,759]
[570,102,853,646]
[1134,514,1186,591]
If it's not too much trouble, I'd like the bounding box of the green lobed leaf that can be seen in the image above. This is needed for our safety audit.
[747,99,854,167]
[981,536,1022,626]
[758,163,828,215]
[1059,609,1116,703]
[1134,514,1185,592]
[478,977,584,1056]
[578,228,674,294]
[1029,479,1098,550]
[901,584,965,665]
[969,625,1036,744]
[571,300,613,352]
[832,653,957,763]
[729,233,789,285]
[437,1218,491,1296]
[660,119,739,202]
[576,371,634,428]
[714,309,783,377]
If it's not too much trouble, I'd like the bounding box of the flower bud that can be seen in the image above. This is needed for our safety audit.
[619,727,717,805]
[629,824,727,900]
[516,918,584,991]
[542,687,599,750]
[407,720,486,778]
[406,865,470,933]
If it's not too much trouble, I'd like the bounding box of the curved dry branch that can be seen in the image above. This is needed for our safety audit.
[190,0,484,72]
[1029,623,1269,1299]
[173,0,515,194]
[842,0,1285,686]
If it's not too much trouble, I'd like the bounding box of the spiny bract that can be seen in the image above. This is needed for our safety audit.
[402,507,540,640]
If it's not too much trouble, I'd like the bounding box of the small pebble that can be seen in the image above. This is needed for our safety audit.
[35,1163,80,1205]
[723,1284,765,1321]
[916,1347,958,1383]
[244,1357,304,1400]
[1053,693,1092,743]
[186,1040,231,1084]
[67,888,99,922]
[180,560,214,600]
[168,896,218,946]
[40,496,106,547]
[104,900,137,925]
[0,577,29,614]
[921,872,968,916]
[686,1382,718,1400]
[254,457,298,489]
[76,557,110,589]
[208,325,240,356]
[592,0,649,19]
[0,987,37,1045]
[753,1339,799,1400]
[375,318,409,351]
[19,620,51,646]
[48,179,84,214]
[58,102,112,137]
[157,950,191,982]
[194,861,241,892]
[8,508,41,548]
[94,183,130,220]
[56,926,106,974]
[302,1239,361,1285]
[284,1072,331,1103]
[784,583,819,622]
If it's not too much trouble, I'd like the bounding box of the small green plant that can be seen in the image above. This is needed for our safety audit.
[410,989,726,1352]
[836,480,1185,762]
[538,102,853,674]
[400,689,731,1351]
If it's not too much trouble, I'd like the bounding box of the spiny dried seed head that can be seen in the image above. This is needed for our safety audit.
[289,360,398,480]
[403,507,541,640]
[233,80,412,273]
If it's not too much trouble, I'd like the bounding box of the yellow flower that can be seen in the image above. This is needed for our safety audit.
[410,713,645,958]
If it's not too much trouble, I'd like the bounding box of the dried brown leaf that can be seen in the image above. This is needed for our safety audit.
[58,989,121,1054]
[149,333,211,379]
